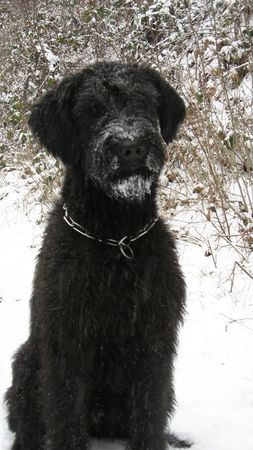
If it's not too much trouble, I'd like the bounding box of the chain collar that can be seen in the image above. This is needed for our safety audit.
[63,203,158,260]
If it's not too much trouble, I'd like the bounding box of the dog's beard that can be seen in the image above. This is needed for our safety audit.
[90,133,163,200]
[107,174,154,201]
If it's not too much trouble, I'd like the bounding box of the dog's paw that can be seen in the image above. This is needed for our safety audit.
[126,435,167,450]
[166,432,193,448]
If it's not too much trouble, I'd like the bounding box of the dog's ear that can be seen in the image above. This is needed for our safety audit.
[145,68,186,144]
[157,79,186,144]
[29,73,83,165]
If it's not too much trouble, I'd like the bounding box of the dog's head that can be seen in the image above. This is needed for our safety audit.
[29,61,185,201]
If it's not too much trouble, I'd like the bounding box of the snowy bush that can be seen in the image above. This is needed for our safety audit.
[0,0,252,262]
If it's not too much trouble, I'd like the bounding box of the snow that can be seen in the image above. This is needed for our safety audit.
[0,176,253,450]
[109,175,153,200]
[101,121,148,144]
[36,43,59,72]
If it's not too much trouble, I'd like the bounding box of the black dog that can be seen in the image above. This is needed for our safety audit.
[5,61,190,450]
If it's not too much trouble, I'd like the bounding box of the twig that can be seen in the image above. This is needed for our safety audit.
[235,261,253,281]
[230,262,236,293]
[206,239,217,268]
[220,313,253,333]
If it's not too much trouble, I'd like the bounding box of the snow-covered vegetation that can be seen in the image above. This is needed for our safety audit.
[1,0,252,259]
[0,1,252,449]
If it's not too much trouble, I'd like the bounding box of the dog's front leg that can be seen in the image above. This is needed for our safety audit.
[128,349,174,450]
[41,339,94,450]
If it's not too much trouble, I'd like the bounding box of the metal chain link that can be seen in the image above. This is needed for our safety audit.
[63,204,158,260]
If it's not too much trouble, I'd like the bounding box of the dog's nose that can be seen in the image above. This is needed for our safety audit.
[119,140,147,167]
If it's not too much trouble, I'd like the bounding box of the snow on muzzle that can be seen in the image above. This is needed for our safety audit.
[90,119,165,199]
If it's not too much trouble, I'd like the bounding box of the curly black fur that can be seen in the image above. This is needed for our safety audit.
[5,61,191,450]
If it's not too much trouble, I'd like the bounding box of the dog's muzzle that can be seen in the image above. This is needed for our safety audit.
[90,119,165,200]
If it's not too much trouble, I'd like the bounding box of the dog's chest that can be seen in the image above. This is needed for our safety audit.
[62,250,156,339]
[89,256,149,335]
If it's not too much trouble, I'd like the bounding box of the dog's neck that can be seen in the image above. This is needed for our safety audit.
[62,170,158,239]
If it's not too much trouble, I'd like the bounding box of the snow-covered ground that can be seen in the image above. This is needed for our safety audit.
[0,174,253,450]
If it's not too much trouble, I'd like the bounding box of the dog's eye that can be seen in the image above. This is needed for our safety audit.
[75,93,105,118]
[134,88,158,109]
[90,102,103,115]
